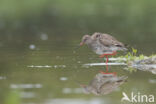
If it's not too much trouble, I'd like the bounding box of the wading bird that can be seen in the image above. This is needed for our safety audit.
[80,32,127,75]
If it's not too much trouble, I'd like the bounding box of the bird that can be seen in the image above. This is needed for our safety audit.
[81,73,128,95]
[80,32,127,75]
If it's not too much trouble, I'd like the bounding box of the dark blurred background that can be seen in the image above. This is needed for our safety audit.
[0,0,156,53]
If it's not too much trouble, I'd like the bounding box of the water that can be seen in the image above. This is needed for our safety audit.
[0,1,156,104]
[0,34,155,104]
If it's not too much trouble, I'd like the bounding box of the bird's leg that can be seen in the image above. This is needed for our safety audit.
[99,54,109,72]
[99,51,117,76]
[106,55,109,72]
[100,55,116,75]
[99,54,106,58]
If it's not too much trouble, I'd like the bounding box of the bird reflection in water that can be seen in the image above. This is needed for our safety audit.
[80,73,128,95]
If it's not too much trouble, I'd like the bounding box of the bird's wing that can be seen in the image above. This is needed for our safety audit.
[99,33,125,47]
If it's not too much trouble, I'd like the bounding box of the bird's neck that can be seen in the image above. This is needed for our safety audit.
[86,39,94,45]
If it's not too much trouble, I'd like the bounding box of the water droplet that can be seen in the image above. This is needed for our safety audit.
[40,33,48,40]
[62,88,72,94]
[77,61,81,63]
[29,44,36,50]
[60,77,68,81]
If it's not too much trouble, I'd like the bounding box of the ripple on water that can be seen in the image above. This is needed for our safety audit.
[40,33,48,40]
[62,88,83,94]
[60,77,68,81]
[20,91,36,98]
[27,65,66,69]
[83,62,127,67]
[149,79,156,84]
[0,76,6,80]
[10,84,42,89]
[45,98,104,104]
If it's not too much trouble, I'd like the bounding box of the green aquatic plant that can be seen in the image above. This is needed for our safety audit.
[118,48,156,73]
[128,67,137,73]
[149,54,156,58]
[132,47,137,56]
[120,48,149,62]
[120,47,138,62]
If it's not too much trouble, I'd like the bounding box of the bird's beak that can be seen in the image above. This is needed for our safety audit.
[74,42,84,50]
[80,42,84,46]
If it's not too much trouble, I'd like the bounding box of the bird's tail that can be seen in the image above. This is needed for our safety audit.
[123,44,132,52]
[121,47,128,51]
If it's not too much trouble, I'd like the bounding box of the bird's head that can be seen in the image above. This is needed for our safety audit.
[80,35,91,46]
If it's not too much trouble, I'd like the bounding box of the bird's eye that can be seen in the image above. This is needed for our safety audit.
[96,34,100,38]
